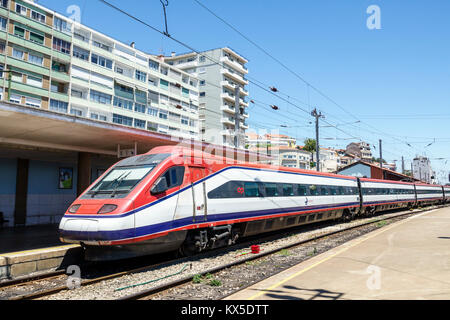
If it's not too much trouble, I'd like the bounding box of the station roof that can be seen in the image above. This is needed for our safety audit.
[0,102,268,162]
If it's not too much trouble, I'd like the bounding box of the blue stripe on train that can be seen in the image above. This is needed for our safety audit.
[60,201,359,242]
[64,166,358,220]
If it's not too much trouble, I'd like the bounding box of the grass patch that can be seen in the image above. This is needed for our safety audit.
[278,249,292,256]
[376,220,387,228]
[192,273,222,287]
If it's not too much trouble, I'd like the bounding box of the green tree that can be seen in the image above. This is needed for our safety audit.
[303,138,317,168]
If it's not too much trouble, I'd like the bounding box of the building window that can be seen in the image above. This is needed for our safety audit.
[200,92,206,97]
[10,94,21,104]
[31,11,46,24]
[28,53,43,66]
[135,90,147,103]
[71,89,83,98]
[14,26,25,38]
[12,47,24,60]
[49,99,68,113]
[199,80,205,86]
[53,38,71,54]
[91,54,113,69]
[0,16,7,31]
[199,56,206,62]
[148,107,158,117]
[15,4,27,16]
[90,90,112,105]
[54,17,72,34]
[92,40,111,52]
[73,46,89,61]
[113,96,133,110]
[181,116,189,125]
[11,71,22,82]
[26,75,42,87]
[70,108,83,117]
[149,60,159,71]
[29,32,44,45]
[25,97,41,108]
[0,41,4,54]
[135,70,147,82]
[134,103,146,114]
[160,79,169,90]
[147,122,158,132]
[159,110,168,120]
[134,119,146,129]
[115,67,123,74]
[0,1,8,9]
[113,114,133,126]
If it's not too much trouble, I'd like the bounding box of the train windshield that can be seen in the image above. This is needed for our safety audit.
[85,153,170,198]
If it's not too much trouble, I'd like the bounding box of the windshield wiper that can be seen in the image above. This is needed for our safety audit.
[90,171,128,198]
[110,171,132,198]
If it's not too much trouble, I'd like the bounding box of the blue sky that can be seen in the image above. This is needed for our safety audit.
[39,0,450,183]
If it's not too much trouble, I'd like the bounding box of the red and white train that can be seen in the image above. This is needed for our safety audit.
[59,146,449,260]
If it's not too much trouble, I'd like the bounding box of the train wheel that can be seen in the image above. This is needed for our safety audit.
[342,209,353,222]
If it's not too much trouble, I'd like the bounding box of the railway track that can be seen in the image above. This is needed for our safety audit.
[1,205,444,300]
[120,205,444,300]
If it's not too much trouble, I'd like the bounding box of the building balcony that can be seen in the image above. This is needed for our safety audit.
[221,117,235,126]
[221,129,235,136]
[220,105,236,115]
[220,55,248,74]
[220,68,248,85]
[221,80,249,97]
[240,122,249,130]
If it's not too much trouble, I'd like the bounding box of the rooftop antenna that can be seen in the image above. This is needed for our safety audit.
[160,0,170,37]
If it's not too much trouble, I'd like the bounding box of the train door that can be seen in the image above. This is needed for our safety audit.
[189,166,208,222]
[174,166,208,223]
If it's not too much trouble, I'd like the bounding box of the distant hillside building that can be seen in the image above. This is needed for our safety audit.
[413,156,435,184]
[346,142,372,162]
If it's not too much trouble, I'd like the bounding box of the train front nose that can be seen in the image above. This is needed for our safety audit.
[59,200,135,245]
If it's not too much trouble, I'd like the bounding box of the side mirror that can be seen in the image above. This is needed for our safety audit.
[151,176,169,195]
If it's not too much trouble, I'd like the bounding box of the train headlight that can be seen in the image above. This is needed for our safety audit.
[98,204,118,214]
[68,204,81,213]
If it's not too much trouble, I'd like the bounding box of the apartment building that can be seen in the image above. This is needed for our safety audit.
[0,0,200,140]
[246,132,296,148]
[164,47,249,148]
[346,141,372,162]
[413,156,435,184]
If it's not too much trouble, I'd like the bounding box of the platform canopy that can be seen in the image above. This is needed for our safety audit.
[0,102,267,162]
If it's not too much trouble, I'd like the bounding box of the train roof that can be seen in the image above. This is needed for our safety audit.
[146,146,446,188]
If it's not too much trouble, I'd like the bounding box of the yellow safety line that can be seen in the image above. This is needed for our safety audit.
[247,209,435,300]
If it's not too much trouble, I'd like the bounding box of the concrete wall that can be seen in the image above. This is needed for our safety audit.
[0,159,17,228]
[26,160,78,226]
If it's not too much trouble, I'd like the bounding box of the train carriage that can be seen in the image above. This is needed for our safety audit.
[443,186,450,203]
[415,183,444,206]
[59,146,447,261]
[359,178,416,214]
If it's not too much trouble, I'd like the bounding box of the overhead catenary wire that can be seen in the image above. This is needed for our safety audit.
[96,0,442,167]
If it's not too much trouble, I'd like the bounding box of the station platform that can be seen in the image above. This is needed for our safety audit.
[225,206,450,300]
[0,224,62,254]
[0,225,81,280]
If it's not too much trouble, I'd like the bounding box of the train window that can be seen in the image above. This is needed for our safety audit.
[207,181,245,199]
[297,185,308,196]
[329,186,338,195]
[309,185,319,196]
[320,187,329,196]
[162,166,185,189]
[244,182,260,197]
[282,184,294,197]
[87,164,158,198]
[265,183,279,197]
